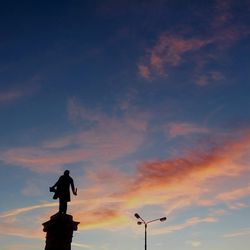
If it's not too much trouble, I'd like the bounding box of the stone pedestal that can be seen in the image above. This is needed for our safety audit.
[43,213,80,250]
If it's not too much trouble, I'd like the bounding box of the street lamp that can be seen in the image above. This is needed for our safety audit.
[134,213,167,250]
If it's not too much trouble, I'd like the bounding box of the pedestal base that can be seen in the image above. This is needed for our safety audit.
[43,213,79,250]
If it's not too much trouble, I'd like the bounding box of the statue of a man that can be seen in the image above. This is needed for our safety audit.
[50,170,77,214]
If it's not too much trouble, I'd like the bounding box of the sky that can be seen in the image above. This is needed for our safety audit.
[0,0,250,249]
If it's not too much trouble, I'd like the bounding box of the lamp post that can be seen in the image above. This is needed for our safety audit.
[134,213,166,250]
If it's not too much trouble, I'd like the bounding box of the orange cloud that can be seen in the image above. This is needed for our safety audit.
[75,208,127,230]
[2,243,42,250]
[57,131,250,233]
[1,105,250,239]
[0,215,43,239]
[102,131,250,214]
[2,129,250,238]
[4,126,249,237]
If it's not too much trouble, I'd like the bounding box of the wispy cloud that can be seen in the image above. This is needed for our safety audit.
[151,216,217,235]
[212,0,231,26]
[228,202,248,210]
[72,242,95,249]
[186,240,202,247]
[1,100,250,239]
[0,78,40,104]
[137,64,151,79]
[1,130,250,238]
[224,228,250,238]
[0,202,57,218]
[166,122,210,138]
[0,215,43,239]
[0,98,149,173]
[0,88,27,103]
[2,243,42,250]
[216,185,250,202]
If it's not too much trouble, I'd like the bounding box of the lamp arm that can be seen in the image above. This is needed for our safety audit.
[147,218,164,224]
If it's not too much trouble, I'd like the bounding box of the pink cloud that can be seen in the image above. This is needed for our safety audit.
[67,97,107,123]
[0,99,149,173]
[137,63,151,79]
[228,202,248,210]
[58,130,250,231]
[0,147,94,173]
[0,89,26,103]
[0,81,39,104]
[0,126,144,173]
[212,0,233,28]
[1,131,250,238]
[138,33,210,79]
[2,243,41,250]
[105,131,250,213]
[138,1,249,85]
[167,122,210,138]
[1,101,250,238]
[0,215,43,239]
[196,71,225,86]
[216,185,250,202]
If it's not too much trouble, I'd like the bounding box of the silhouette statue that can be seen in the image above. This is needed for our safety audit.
[50,170,77,214]
[43,170,79,250]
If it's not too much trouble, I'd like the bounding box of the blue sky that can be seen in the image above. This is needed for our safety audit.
[0,1,250,250]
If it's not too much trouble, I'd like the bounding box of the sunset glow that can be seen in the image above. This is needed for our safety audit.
[0,1,250,250]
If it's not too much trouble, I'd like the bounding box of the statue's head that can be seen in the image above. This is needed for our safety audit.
[64,170,70,176]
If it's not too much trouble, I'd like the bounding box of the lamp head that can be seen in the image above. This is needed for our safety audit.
[134,213,140,219]
[160,217,167,222]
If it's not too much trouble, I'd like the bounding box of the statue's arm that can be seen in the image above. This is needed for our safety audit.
[71,179,77,195]
[51,177,61,188]
[51,180,58,188]
[50,179,58,193]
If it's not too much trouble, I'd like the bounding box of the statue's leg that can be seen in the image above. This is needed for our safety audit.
[64,201,67,214]
[60,199,67,214]
[59,198,63,213]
